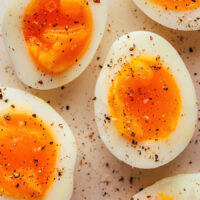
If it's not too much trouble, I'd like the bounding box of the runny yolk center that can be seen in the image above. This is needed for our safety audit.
[108,56,181,143]
[23,0,93,74]
[150,0,200,11]
[0,113,57,199]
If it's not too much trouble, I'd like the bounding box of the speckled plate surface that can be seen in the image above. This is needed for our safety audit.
[0,0,200,200]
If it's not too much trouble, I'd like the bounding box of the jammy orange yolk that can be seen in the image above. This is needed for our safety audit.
[0,113,57,199]
[108,55,181,143]
[23,0,93,74]
[151,0,200,11]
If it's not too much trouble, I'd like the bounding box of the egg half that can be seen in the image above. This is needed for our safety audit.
[130,173,200,200]
[132,0,200,30]
[3,0,108,89]
[0,87,77,200]
[95,31,197,169]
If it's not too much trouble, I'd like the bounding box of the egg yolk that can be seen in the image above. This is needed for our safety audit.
[147,193,174,200]
[159,193,174,200]
[151,0,200,11]
[23,0,93,74]
[108,55,181,143]
[0,113,57,199]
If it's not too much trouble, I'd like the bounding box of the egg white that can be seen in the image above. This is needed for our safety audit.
[94,31,197,169]
[2,0,108,90]
[131,173,200,199]
[132,0,200,30]
[0,87,77,200]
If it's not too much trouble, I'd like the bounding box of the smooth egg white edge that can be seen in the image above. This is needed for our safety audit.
[94,31,197,169]
[0,87,77,200]
[132,0,200,31]
[2,0,108,90]
[131,173,200,199]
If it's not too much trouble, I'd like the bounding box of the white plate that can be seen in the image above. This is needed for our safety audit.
[0,0,200,199]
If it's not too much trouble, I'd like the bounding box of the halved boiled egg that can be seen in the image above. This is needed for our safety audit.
[95,31,197,169]
[130,173,200,199]
[132,0,200,30]
[0,87,77,199]
[3,0,108,89]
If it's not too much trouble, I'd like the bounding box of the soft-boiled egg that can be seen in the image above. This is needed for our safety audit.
[132,0,200,30]
[3,0,108,89]
[95,31,197,169]
[0,87,77,199]
[130,173,200,200]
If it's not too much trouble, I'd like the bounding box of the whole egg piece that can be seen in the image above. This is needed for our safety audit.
[130,173,200,200]
[95,31,197,169]
[3,0,108,89]
[132,0,200,30]
[0,87,77,200]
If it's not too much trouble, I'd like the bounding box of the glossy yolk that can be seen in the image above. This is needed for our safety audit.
[0,113,57,199]
[151,0,200,11]
[108,56,181,143]
[23,0,93,74]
